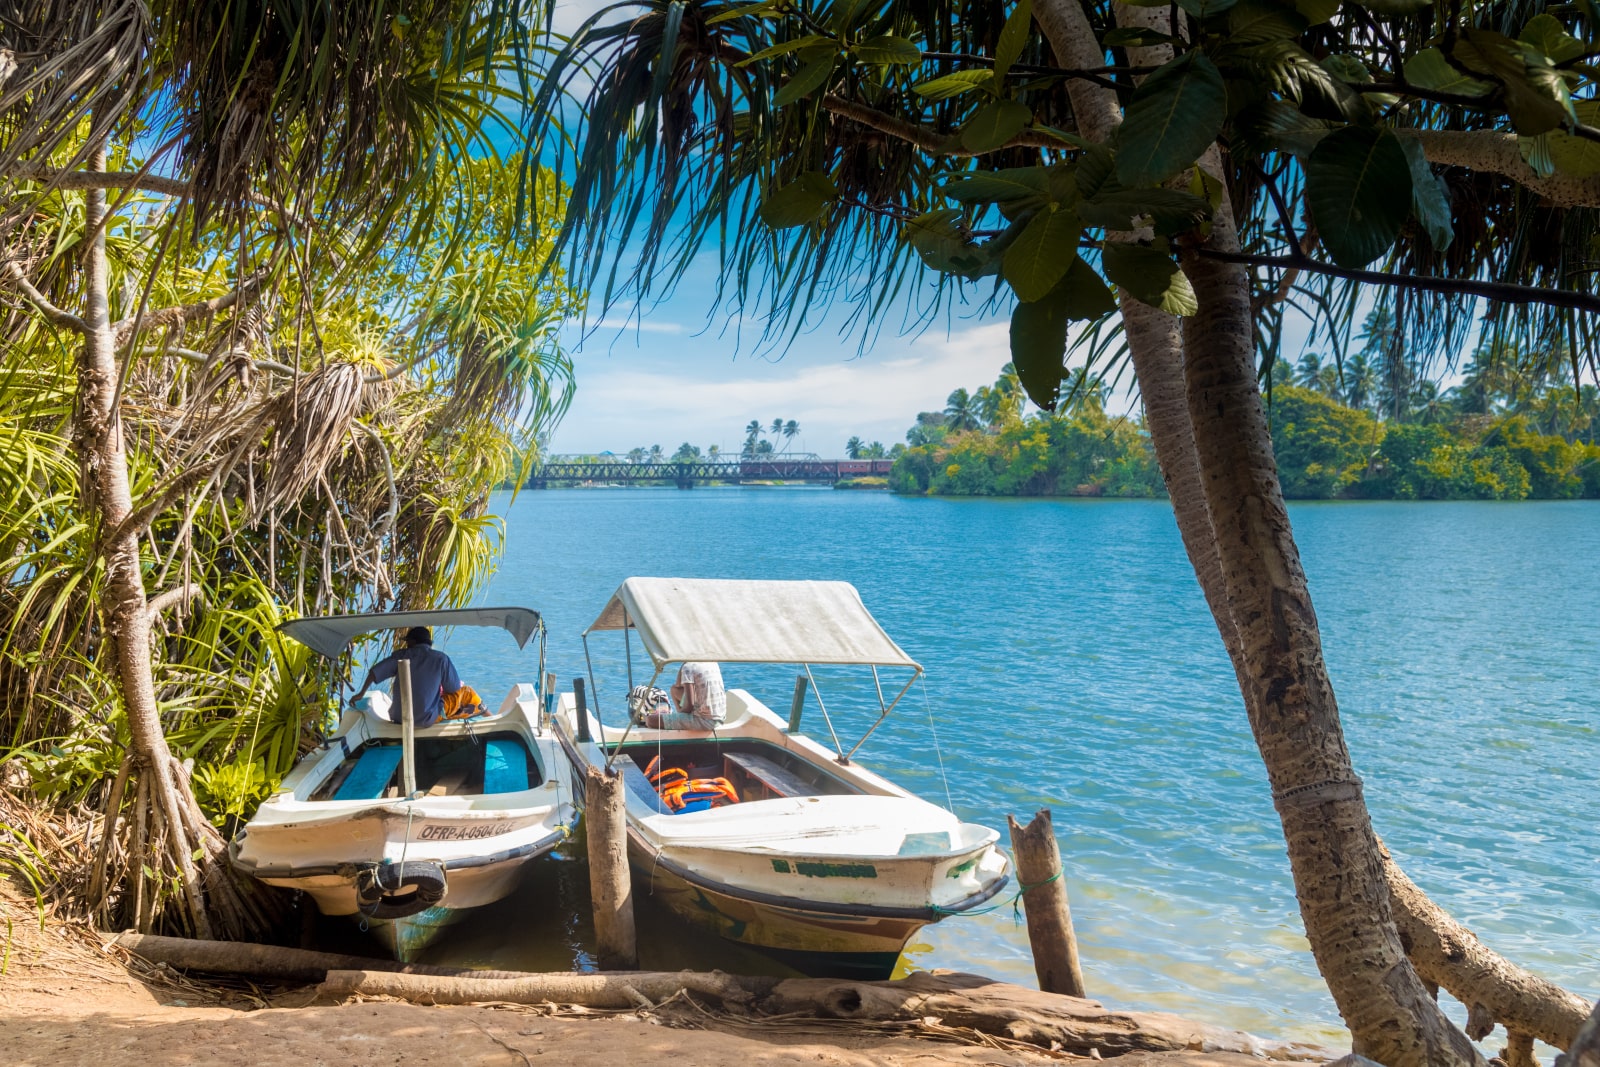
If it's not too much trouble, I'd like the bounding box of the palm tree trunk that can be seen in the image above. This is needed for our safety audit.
[1030,4,1483,1061]
[1175,191,1476,1066]
[77,144,213,938]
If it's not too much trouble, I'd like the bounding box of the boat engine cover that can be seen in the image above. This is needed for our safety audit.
[355,861,447,919]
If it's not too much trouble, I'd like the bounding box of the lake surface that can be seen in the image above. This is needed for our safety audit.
[419,489,1599,1045]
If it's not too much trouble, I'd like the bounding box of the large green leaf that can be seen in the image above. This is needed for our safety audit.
[1398,136,1453,251]
[1547,101,1600,177]
[759,172,838,228]
[904,208,988,275]
[1175,0,1239,16]
[1228,0,1309,43]
[994,0,1035,81]
[1076,145,1117,198]
[1009,260,1118,409]
[737,35,832,67]
[1519,14,1586,64]
[854,35,922,66]
[1454,29,1574,135]
[1320,54,1371,84]
[913,69,995,100]
[1101,242,1198,316]
[1077,188,1212,234]
[1305,126,1412,268]
[709,0,783,24]
[941,168,1051,204]
[1115,53,1228,187]
[1402,48,1493,97]
[773,54,837,107]
[1293,0,1341,26]
[1350,0,1429,14]
[961,98,1034,153]
[1003,206,1082,302]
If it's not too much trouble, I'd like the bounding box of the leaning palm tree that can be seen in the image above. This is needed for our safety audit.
[944,389,981,432]
[1343,355,1380,412]
[1296,353,1326,391]
[782,419,800,450]
[845,435,864,459]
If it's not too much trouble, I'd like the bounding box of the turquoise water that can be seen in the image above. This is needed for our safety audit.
[433,489,1599,1044]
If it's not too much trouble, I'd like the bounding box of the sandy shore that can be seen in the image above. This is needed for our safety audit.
[0,891,1291,1066]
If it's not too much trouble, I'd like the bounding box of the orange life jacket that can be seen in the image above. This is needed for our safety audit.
[643,756,738,812]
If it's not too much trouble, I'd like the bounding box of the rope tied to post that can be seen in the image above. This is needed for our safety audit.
[930,854,1062,917]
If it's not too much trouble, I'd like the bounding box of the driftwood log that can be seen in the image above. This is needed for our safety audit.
[317,967,1330,1060]
[116,933,1327,1060]
[115,932,554,984]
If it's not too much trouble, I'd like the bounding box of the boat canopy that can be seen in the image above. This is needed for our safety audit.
[585,578,920,672]
[280,607,542,658]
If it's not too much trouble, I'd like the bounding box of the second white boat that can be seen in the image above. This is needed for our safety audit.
[554,577,1010,979]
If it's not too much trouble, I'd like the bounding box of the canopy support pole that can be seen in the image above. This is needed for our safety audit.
[582,634,605,738]
[844,670,922,763]
[803,663,845,762]
[623,608,633,691]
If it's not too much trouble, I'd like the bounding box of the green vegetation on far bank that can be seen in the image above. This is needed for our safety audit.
[891,348,1600,501]
[889,366,1163,497]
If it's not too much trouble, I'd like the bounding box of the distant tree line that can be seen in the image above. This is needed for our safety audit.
[891,331,1600,501]
[890,364,1164,497]
[1268,312,1600,500]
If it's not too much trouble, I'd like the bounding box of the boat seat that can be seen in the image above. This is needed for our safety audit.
[618,757,672,814]
[333,745,404,801]
[497,683,538,718]
[723,751,813,799]
[482,739,530,794]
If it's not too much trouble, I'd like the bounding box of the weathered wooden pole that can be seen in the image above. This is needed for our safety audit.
[585,765,637,969]
[1008,809,1086,998]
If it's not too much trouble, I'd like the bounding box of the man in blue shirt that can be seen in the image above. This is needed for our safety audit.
[353,626,462,727]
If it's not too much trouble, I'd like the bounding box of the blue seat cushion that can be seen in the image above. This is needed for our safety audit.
[483,739,530,794]
[333,745,404,801]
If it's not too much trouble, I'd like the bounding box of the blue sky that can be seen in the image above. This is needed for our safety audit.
[541,0,1031,457]
[551,267,1023,457]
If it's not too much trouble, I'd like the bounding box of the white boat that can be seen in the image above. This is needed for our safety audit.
[231,607,578,960]
[552,578,1010,979]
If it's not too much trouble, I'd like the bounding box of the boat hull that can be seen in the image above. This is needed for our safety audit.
[554,689,1009,978]
[233,692,576,960]
[629,835,927,978]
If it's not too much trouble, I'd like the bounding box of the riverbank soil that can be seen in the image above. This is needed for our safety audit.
[0,888,1288,1066]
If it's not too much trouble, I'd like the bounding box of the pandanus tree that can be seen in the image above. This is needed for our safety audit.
[0,0,574,938]
[525,0,1596,1060]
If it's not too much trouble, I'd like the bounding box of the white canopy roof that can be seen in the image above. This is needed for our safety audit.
[280,607,541,658]
[586,578,920,672]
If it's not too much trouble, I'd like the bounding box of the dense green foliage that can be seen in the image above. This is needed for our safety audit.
[893,352,1600,500]
[890,366,1164,496]
[1268,383,1600,500]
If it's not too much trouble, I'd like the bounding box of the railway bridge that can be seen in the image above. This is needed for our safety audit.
[526,454,893,488]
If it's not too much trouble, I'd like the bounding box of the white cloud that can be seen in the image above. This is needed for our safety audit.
[549,322,1017,455]
[589,319,688,335]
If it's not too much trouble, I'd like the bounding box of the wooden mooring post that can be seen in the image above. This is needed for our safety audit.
[1008,808,1086,998]
[585,765,637,969]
